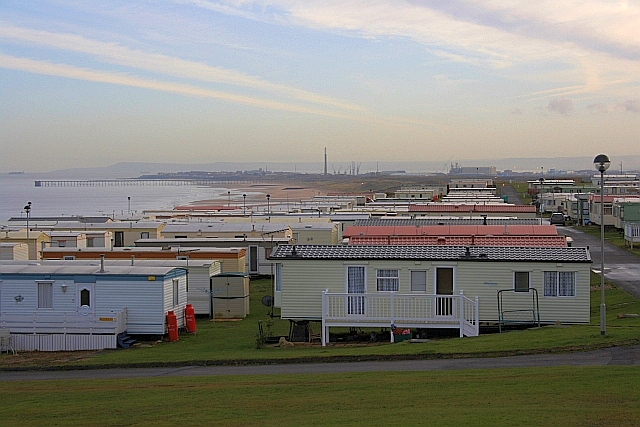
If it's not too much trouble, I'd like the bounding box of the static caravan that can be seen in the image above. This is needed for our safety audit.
[43,246,246,274]
[135,237,289,276]
[0,262,187,351]
[0,243,29,261]
[269,245,591,346]
[44,259,221,316]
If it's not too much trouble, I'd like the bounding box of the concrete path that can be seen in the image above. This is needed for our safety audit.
[560,226,640,300]
[500,184,525,205]
[2,345,639,382]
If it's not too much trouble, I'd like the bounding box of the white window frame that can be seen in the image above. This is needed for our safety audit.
[410,270,427,292]
[37,281,54,309]
[544,271,576,297]
[376,269,399,292]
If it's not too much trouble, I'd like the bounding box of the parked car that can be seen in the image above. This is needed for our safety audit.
[550,213,565,225]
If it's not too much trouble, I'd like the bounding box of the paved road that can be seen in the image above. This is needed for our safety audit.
[500,184,525,205]
[560,226,640,300]
[1,345,639,382]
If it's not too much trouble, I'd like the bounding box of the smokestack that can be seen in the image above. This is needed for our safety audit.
[324,148,327,176]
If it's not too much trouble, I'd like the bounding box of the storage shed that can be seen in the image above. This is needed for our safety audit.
[210,273,250,319]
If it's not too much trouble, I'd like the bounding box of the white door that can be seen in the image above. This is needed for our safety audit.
[346,266,366,315]
[77,284,94,316]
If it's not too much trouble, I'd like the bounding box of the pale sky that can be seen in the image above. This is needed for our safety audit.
[1,1,639,172]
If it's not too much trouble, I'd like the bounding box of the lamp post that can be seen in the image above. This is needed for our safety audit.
[538,178,544,225]
[227,191,231,207]
[24,202,32,258]
[266,194,271,222]
[242,194,247,217]
[594,154,610,336]
[127,196,131,217]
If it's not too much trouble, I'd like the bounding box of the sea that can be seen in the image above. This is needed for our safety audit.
[0,173,245,223]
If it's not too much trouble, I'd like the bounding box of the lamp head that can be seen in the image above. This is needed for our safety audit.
[593,154,610,173]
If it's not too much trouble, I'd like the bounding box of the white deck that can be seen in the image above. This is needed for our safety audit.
[0,310,128,351]
[320,292,479,346]
[625,223,640,248]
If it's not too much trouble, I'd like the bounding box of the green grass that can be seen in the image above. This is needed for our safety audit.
[2,367,640,426]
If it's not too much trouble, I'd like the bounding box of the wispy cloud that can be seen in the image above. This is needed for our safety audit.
[547,98,573,116]
[0,25,363,112]
[0,54,355,117]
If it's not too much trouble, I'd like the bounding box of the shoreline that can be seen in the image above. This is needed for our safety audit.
[186,182,325,207]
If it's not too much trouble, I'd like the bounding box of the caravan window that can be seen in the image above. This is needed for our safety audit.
[514,272,530,292]
[37,282,53,309]
[410,270,427,292]
[376,269,399,292]
[544,272,575,297]
[173,279,179,306]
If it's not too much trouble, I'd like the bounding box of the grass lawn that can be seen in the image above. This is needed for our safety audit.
[2,366,640,426]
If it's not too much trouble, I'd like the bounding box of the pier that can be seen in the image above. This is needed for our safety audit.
[35,179,256,187]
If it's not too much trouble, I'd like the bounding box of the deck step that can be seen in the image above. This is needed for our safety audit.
[117,332,138,349]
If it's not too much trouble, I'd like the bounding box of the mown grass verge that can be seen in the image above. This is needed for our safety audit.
[2,366,640,427]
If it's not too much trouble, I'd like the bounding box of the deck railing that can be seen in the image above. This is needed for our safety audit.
[624,222,640,247]
[321,292,479,346]
[0,309,128,335]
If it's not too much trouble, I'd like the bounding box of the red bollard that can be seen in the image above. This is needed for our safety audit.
[167,310,179,342]
[185,304,197,333]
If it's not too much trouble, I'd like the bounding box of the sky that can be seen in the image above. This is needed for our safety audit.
[1,1,639,173]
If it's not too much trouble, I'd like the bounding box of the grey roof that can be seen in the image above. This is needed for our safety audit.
[270,245,591,263]
[354,218,541,227]
[290,223,337,231]
[43,246,244,254]
[135,237,290,246]
[8,216,111,223]
[2,259,216,268]
[37,221,163,230]
[0,262,185,276]
[163,222,290,234]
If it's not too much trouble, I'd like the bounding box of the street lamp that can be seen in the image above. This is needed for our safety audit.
[538,178,544,225]
[127,196,131,217]
[594,153,610,336]
[242,194,247,217]
[24,202,32,258]
[227,191,231,207]
[266,194,271,222]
